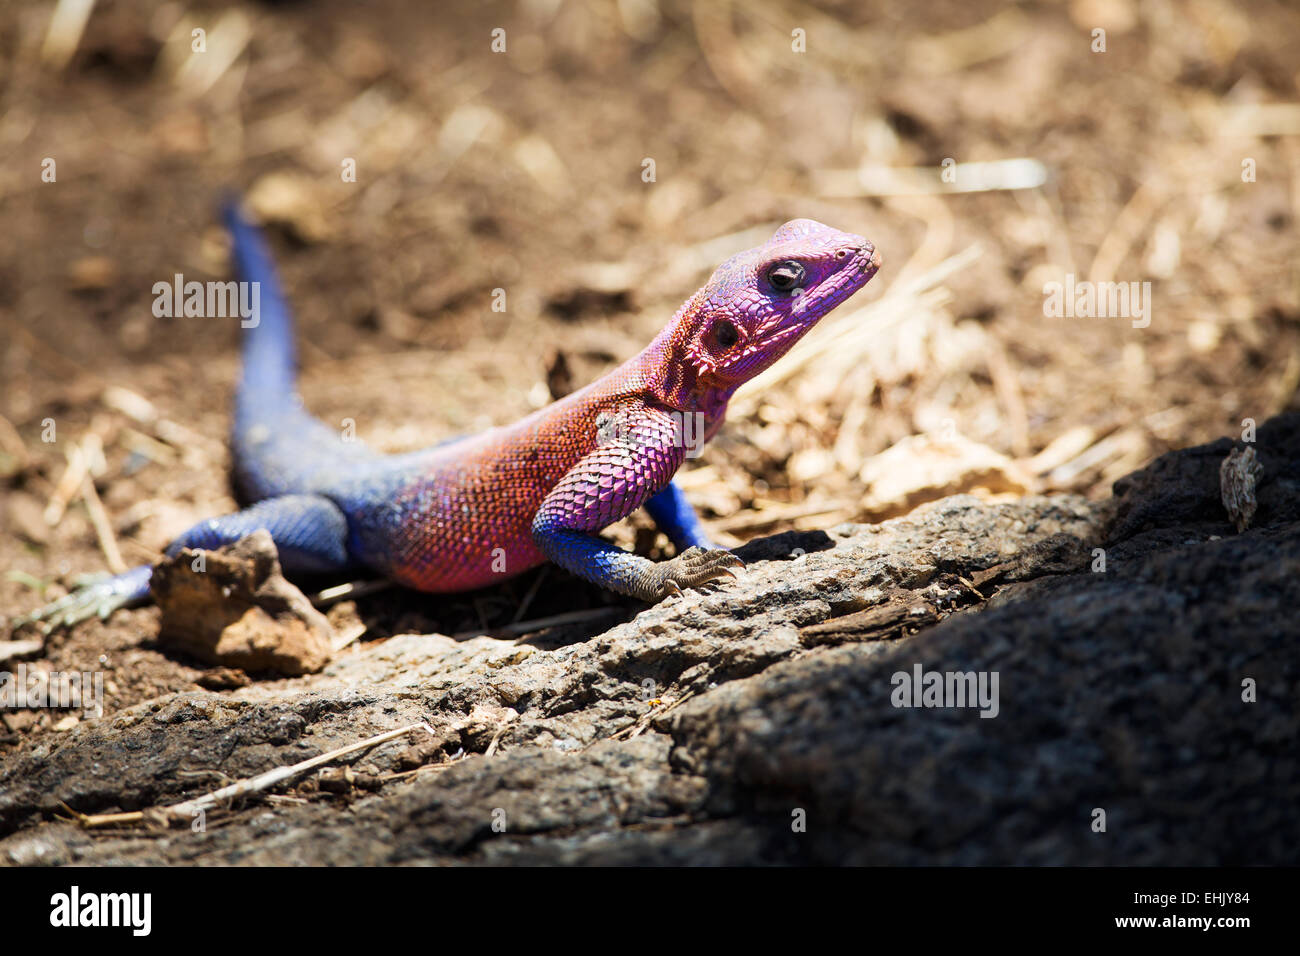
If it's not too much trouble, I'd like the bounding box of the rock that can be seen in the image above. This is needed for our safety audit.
[1220,445,1262,532]
[150,530,335,676]
[0,417,1297,864]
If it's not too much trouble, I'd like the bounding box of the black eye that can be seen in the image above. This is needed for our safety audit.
[767,260,805,292]
[711,319,739,349]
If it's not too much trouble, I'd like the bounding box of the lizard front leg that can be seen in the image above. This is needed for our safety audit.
[530,406,742,600]
[644,480,718,551]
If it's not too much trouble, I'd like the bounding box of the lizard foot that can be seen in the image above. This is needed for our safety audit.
[11,566,151,634]
[648,547,745,601]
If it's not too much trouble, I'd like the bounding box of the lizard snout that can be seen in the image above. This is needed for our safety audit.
[841,240,880,276]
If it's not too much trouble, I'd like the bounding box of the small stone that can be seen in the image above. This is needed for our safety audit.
[68,256,116,291]
[151,530,335,676]
[1220,445,1262,533]
[195,667,251,690]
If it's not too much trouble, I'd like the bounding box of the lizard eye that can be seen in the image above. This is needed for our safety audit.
[710,319,739,349]
[767,260,805,292]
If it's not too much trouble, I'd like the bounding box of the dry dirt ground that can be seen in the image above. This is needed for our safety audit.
[0,0,1298,864]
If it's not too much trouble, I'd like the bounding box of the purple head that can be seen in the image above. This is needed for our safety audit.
[668,219,880,394]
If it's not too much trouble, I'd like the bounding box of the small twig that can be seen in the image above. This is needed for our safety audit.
[40,0,97,70]
[710,499,854,534]
[309,578,392,607]
[1218,102,1300,138]
[80,474,126,575]
[455,606,624,641]
[331,622,368,653]
[175,769,233,785]
[814,158,1047,198]
[1089,180,1165,286]
[1021,426,1097,477]
[170,10,252,98]
[1045,428,1146,488]
[64,723,437,829]
[58,802,144,829]
[603,689,699,745]
[0,640,44,664]
[44,444,87,526]
[510,566,549,624]
[100,386,157,423]
[264,794,309,807]
[985,338,1030,459]
[164,723,435,821]
[483,725,510,758]
[119,427,178,466]
[472,597,490,635]
[691,0,757,105]
[378,752,466,783]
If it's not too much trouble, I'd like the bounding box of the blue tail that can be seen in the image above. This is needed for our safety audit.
[223,197,376,501]
[14,200,371,634]
[223,196,300,407]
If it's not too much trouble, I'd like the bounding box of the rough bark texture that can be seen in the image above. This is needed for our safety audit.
[1,417,1297,866]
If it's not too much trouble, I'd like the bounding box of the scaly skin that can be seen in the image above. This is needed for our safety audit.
[17,205,880,632]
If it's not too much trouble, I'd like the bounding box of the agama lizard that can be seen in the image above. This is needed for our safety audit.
[19,204,880,631]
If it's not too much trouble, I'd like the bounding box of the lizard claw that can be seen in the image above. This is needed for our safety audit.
[649,547,745,600]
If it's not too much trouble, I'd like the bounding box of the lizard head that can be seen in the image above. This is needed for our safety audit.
[674,219,880,393]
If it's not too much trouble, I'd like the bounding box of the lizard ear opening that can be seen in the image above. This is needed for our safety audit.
[709,318,739,350]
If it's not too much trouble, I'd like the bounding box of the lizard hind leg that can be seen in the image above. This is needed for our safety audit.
[166,493,352,574]
[14,494,353,633]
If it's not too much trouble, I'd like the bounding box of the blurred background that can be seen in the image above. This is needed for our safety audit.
[2,0,1299,632]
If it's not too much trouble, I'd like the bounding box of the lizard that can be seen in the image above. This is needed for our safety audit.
[17,202,880,632]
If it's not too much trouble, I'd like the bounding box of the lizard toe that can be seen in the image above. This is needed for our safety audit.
[16,574,144,635]
[651,548,745,598]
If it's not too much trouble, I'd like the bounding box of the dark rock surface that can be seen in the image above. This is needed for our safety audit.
[1,418,1297,866]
